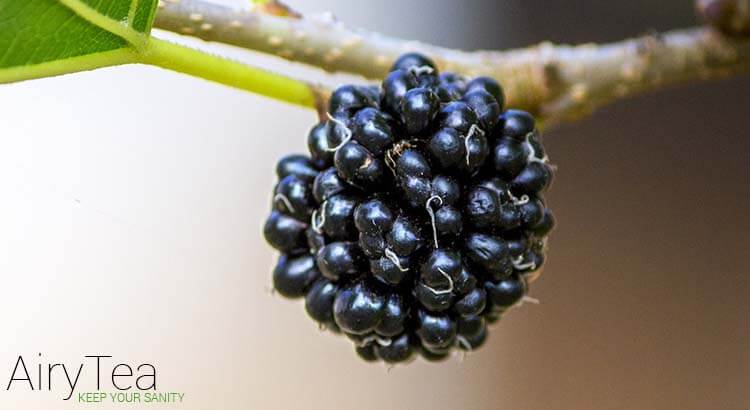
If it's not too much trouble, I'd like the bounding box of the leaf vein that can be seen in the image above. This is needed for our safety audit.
[127,0,140,28]
[55,0,146,49]
[0,1,37,65]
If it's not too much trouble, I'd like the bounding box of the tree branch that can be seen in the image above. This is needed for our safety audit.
[697,0,750,35]
[154,0,750,124]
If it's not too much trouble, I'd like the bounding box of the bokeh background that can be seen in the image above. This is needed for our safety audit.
[1,0,748,409]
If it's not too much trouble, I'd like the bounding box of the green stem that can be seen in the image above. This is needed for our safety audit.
[0,49,140,84]
[140,38,318,108]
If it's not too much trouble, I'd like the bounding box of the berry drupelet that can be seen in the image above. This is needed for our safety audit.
[263,52,555,364]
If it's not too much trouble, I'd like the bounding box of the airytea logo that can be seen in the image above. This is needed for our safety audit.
[5,354,185,404]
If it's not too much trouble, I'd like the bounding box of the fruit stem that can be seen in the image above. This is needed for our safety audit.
[139,38,325,110]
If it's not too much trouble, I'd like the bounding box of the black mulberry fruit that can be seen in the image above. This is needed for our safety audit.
[263,52,555,364]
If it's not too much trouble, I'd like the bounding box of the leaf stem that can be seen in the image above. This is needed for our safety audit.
[139,38,321,109]
[0,49,140,84]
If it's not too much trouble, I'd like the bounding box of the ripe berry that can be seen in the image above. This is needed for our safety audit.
[305,227,326,254]
[274,175,316,221]
[318,194,359,240]
[276,155,319,181]
[273,254,320,298]
[313,167,350,203]
[453,287,487,317]
[438,101,478,135]
[466,76,504,106]
[421,248,461,288]
[400,88,440,135]
[325,115,352,150]
[433,205,462,236]
[329,85,377,116]
[305,278,339,324]
[462,89,501,130]
[333,280,385,334]
[352,108,395,155]
[497,204,522,231]
[385,215,423,256]
[354,198,395,234]
[464,233,511,279]
[416,310,457,351]
[370,255,412,285]
[427,126,488,176]
[506,235,529,258]
[355,344,379,362]
[316,242,365,280]
[457,315,485,339]
[498,109,536,141]
[358,232,385,258]
[391,52,437,72]
[374,333,414,364]
[307,122,333,168]
[453,265,479,295]
[519,198,545,228]
[532,208,556,237]
[492,138,529,178]
[263,211,308,254]
[428,127,464,169]
[512,162,553,195]
[263,52,555,364]
[437,73,466,102]
[415,280,455,312]
[458,325,487,350]
[334,141,386,188]
[382,69,418,115]
[465,187,500,231]
[396,147,431,178]
[456,318,488,349]
[436,84,463,102]
[376,292,409,337]
[485,275,527,309]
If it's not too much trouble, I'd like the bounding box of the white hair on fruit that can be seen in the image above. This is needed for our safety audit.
[359,335,392,347]
[524,130,550,164]
[384,248,409,272]
[273,193,296,213]
[408,65,434,76]
[511,295,541,310]
[311,202,327,234]
[506,189,530,206]
[324,112,352,152]
[464,124,485,166]
[512,254,537,271]
[425,195,444,248]
[423,267,454,296]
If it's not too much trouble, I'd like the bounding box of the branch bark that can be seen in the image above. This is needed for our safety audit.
[697,0,750,35]
[154,0,750,124]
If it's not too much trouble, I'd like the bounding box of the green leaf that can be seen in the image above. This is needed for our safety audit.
[0,0,159,83]
[0,0,318,109]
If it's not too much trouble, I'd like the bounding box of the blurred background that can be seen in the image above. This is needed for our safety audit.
[0,0,748,409]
